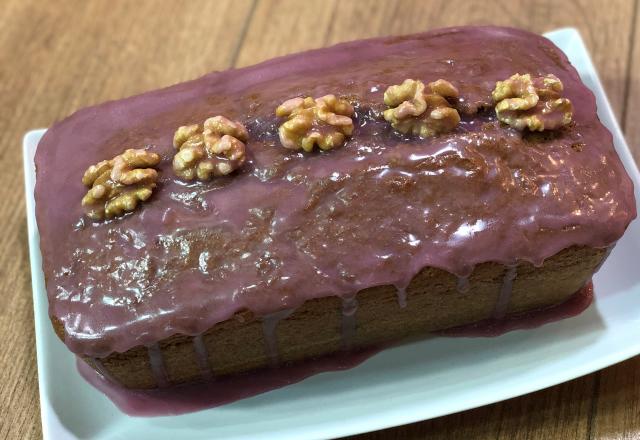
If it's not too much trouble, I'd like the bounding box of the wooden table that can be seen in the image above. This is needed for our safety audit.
[1,1,639,438]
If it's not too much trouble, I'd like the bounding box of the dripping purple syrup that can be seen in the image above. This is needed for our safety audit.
[77,346,382,417]
[77,282,594,417]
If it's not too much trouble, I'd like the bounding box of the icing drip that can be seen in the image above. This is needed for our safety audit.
[147,343,169,387]
[341,295,358,349]
[262,309,294,367]
[493,266,517,319]
[192,334,213,380]
[456,276,470,294]
[394,285,408,308]
[91,357,118,384]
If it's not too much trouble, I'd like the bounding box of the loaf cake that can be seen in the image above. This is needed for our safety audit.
[35,26,636,390]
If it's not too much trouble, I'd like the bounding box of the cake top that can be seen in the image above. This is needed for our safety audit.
[35,26,636,357]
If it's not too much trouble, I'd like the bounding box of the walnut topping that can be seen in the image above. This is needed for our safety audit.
[173,116,248,180]
[492,73,573,131]
[275,95,354,152]
[81,148,161,220]
[383,79,461,137]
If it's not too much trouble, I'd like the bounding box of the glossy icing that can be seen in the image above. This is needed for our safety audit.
[341,295,358,349]
[35,26,636,357]
[494,266,518,319]
[394,285,408,308]
[262,309,293,367]
[192,334,213,380]
[147,343,169,387]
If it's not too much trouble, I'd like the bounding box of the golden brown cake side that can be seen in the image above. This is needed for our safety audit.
[54,245,605,389]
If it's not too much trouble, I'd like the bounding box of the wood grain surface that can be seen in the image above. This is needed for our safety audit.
[1,0,638,438]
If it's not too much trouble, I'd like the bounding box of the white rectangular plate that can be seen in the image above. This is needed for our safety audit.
[24,28,640,440]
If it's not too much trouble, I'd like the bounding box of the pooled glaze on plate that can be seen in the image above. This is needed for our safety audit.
[77,346,382,416]
[35,26,636,357]
[76,282,593,416]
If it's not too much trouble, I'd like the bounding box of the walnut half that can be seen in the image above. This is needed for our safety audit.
[276,95,354,152]
[492,73,573,131]
[173,116,248,181]
[383,79,461,137]
[81,148,161,220]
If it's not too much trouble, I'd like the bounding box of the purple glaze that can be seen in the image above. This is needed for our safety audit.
[341,295,358,349]
[77,347,381,416]
[262,309,294,367]
[147,344,169,387]
[35,26,636,357]
[494,266,518,319]
[192,334,213,380]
